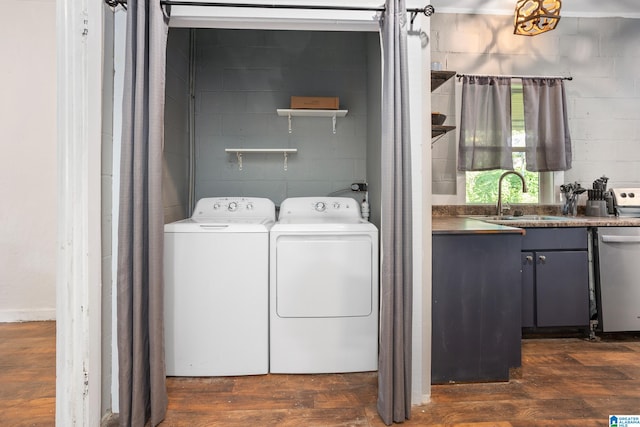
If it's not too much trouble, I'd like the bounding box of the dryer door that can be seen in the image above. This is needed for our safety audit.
[275,234,374,318]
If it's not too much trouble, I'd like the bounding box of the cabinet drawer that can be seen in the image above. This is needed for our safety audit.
[522,228,588,251]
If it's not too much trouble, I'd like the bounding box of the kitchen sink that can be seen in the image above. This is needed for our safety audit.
[466,215,571,222]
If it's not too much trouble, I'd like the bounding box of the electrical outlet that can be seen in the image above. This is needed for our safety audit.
[351,183,368,192]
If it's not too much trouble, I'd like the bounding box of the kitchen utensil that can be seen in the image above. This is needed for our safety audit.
[560,182,585,216]
[592,176,609,192]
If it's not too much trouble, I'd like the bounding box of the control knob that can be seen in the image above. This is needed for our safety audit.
[315,202,326,212]
[228,201,238,212]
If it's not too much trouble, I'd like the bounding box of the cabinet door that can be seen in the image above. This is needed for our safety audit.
[535,251,589,327]
[521,252,535,328]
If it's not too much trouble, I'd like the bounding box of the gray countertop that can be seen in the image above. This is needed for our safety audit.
[433,215,640,235]
[432,217,524,235]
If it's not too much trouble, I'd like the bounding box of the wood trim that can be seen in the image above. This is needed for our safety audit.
[56,0,104,424]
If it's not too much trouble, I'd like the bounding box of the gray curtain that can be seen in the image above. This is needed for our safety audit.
[522,78,572,171]
[377,0,413,424]
[117,1,170,426]
[458,76,513,171]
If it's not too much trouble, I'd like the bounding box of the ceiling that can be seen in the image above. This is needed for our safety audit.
[429,0,640,19]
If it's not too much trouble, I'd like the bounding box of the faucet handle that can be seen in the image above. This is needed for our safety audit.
[501,201,511,213]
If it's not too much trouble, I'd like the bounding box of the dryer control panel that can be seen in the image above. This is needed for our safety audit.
[279,197,362,221]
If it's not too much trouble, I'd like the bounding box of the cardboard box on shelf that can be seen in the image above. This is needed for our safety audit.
[290,96,339,110]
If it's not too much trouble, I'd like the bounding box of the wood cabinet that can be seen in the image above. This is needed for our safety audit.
[521,228,590,328]
[432,233,522,384]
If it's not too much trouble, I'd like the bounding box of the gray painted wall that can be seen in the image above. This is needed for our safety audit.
[192,29,379,207]
[366,35,382,228]
[164,28,192,222]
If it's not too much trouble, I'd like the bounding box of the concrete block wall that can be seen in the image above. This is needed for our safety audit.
[431,13,640,201]
[193,29,373,206]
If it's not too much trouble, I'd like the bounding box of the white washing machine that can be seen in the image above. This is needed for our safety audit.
[164,197,275,376]
[270,197,379,373]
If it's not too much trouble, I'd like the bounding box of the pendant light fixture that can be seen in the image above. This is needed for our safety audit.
[514,0,562,36]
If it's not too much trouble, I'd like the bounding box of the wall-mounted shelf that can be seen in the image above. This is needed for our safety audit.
[225,148,298,153]
[431,71,456,140]
[225,148,298,171]
[432,125,456,138]
[431,70,456,92]
[276,109,348,134]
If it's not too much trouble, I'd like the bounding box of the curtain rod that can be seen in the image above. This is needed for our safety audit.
[105,1,435,23]
[456,73,572,81]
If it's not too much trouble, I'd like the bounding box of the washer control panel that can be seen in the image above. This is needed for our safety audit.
[192,197,275,221]
[279,197,362,221]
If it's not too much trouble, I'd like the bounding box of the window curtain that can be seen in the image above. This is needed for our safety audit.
[117,1,170,426]
[522,78,572,171]
[377,0,413,424]
[458,76,513,171]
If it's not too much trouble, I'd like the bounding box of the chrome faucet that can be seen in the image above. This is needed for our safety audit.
[497,171,528,216]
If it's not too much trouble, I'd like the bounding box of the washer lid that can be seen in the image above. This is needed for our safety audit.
[165,217,274,233]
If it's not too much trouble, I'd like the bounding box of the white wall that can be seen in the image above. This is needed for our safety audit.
[431,13,640,202]
[0,0,56,322]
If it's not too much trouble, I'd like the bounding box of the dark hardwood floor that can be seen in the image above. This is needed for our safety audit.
[1,321,639,426]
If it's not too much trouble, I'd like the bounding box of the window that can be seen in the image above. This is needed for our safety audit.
[465,83,551,204]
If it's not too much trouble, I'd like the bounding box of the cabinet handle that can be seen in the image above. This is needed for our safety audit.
[538,255,546,264]
[525,255,533,263]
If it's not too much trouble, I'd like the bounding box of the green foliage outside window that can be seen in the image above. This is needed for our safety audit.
[466,168,539,204]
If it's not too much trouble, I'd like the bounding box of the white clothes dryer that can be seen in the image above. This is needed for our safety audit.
[164,197,275,376]
[270,197,379,373]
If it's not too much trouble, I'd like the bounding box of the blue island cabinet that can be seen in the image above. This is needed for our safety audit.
[432,232,522,384]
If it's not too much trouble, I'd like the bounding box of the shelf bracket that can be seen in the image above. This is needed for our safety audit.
[225,148,298,171]
[236,152,243,171]
[287,112,292,134]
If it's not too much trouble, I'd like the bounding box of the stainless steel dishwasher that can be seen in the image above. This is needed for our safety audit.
[596,227,640,331]
[595,187,640,332]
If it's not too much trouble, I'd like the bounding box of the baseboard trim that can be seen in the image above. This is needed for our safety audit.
[0,308,56,323]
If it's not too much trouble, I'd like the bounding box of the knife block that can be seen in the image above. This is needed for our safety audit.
[585,200,608,217]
